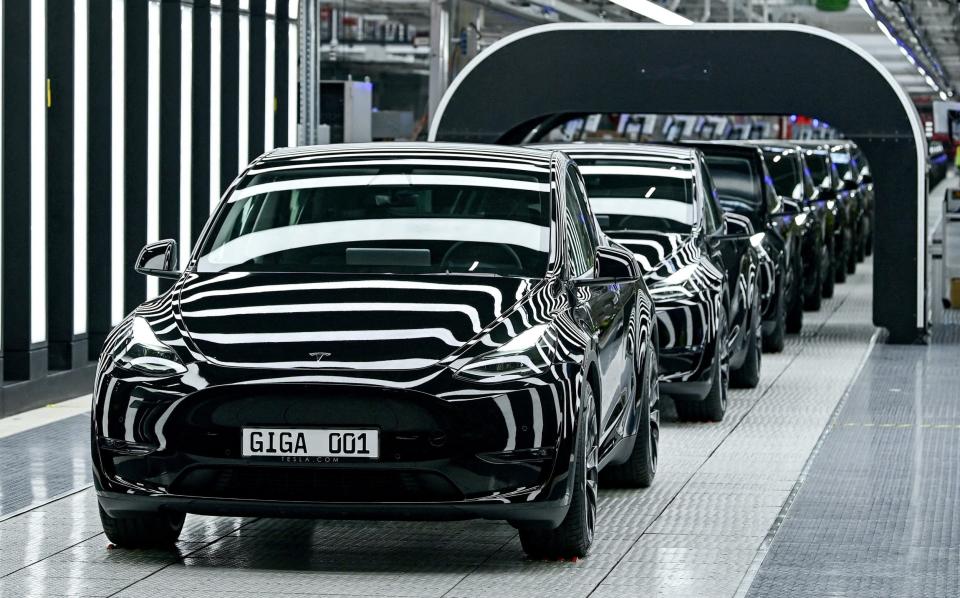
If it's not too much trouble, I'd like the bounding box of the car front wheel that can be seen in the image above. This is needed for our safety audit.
[98,504,184,548]
[603,347,659,488]
[519,385,598,559]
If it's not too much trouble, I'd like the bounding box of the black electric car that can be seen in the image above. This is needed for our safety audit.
[540,144,762,422]
[833,141,873,261]
[682,142,804,351]
[93,143,660,559]
[749,142,832,309]
[795,141,858,281]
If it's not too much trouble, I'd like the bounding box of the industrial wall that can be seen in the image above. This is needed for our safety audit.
[0,0,300,415]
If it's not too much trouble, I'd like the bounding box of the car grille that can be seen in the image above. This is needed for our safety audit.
[170,466,464,503]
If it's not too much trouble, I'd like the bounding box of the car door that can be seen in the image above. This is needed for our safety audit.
[701,165,747,347]
[564,168,626,441]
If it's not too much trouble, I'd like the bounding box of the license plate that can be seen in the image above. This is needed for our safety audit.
[241,428,379,459]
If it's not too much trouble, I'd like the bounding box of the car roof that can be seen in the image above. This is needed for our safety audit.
[532,142,699,161]
[736,140,802,153]
[255,142,559,173]
[677,140,766,160]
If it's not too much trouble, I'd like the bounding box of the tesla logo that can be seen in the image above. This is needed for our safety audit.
[308,351,332,362]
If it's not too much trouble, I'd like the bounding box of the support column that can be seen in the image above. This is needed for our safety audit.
[47,0,88,369]
[274,0,289,147]
[220,0,240,191]
[2,0,48,381]
[158,0,181,291]
[248,0,266,160]
[87,0,113,356]
[191,0,212,240]
[124,0,149,313]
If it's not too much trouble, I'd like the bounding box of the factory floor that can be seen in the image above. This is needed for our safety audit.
[7,254,955,597]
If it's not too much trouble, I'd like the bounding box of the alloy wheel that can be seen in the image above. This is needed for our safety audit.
[648,353,660,476]
[582,390,599,545]
[719,312,731,413]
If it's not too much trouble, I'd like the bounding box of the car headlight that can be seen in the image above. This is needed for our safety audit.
[649,263,698,301]
[795,213,808,227]
[113,317,187,376]
[749,232,766,248]
[454,324,557,382]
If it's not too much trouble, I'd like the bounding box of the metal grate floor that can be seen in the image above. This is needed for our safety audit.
[0,262,880,598]
[746,314,960,597]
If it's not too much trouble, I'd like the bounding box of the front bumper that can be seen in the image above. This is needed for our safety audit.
[92,367,580,525]
[96,487,570,527]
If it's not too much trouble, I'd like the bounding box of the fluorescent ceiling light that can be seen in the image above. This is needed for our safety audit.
[608,0,692,25]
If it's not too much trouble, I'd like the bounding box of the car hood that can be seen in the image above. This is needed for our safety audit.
[174,272,540,371]
[604,231,697,281]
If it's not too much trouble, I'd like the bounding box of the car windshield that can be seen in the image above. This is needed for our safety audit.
[195,166,552,278]
[763,150,803,200]
[574,157,696,234]
[702,155,762,215]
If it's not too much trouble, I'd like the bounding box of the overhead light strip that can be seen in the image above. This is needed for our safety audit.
[607,0,692,26]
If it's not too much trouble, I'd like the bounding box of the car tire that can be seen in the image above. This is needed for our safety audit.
[821,246,836,299]
[762,286,786,354]
[602,350,658,488]
[835,232,849,283]
[804,245,827,311]
[731,310,761,389]
[675,310,728,423]
[519,385,598,559]
[846,232,858,274]
[98,504,184,548]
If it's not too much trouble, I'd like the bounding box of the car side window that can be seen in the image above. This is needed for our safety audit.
[699,167,722,234]
[564,172,596,278]
[761,162,782,214]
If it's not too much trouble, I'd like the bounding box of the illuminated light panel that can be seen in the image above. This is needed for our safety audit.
[180,5,193,267]
[238,11,250,172]
[111,0,125,323]
[31,0,47,343]
[74,0,89,334]
[146,0,160,299]
[264,15,275,151]
[288,22,297,145]
[607,0,691,25]
[210,7,222,210]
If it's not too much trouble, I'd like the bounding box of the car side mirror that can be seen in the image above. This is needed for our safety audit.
[843,178,858,191]
[595,246,637,279]
[719,212,755,238]
[572,246,638,287]
[135,239,181,279]
[779,196,802,215]
[859,173,872,185]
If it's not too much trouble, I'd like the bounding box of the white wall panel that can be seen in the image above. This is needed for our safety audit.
[73,0,89,335]
[288,22,297,146]
[264,16,275,152]
[179,4,193,267]
[210,8,222,211]
[146,0,160,299]
[111,0,125,323]
[30,0,47,343]
[238,11,250,171]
